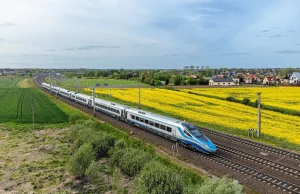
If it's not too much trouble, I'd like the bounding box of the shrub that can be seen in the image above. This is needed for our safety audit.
[68,143,96,177]
[241,98,250,105]
[226,96,236,102]
[91,134,115,159]
[74,128,98,148]
[69,114,82,123]
[85,161,105,184]
[114,139,128,150]
[111,168,121,190]
[109,148,153,177]
[134,161,184,194]
[183,177,243,194]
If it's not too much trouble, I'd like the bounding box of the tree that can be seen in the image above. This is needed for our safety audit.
[68,143,96,177]
[134,161,184,194]
[190,65,195,71]
[173,75,182,85]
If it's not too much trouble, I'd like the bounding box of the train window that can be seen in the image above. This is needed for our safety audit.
[136,116,140,121]
[117,110,120,114]
[167,127,172,132]
[160,125,165,130]
[145,120,149,124]
[140,118,144,122]
[155,123,159,128]
[131,115,135,119]
[149,122,154,126]
[184,130,193,138]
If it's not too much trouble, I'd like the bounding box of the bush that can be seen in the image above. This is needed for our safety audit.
[241,98,250,105]
[109,148,153,177]
[134,161,184,194]
[68,143,96,177]
[111,168,121,190]
[183,177,243,194]
[187,78,198,85]
[91,134,115,159]
[85,161,105,184]
[69,113,82,123]
[74,128,98,148]
[226,96,236,102]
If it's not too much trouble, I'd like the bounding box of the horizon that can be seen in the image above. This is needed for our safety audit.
[1,0,300,69]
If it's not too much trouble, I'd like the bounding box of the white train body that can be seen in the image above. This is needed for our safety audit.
[41,82,216,154]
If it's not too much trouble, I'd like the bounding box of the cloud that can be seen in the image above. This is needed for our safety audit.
[0,22,16,27]
[64,45,120,51]
[46,45,120,52]
[163,52,197,57]
[222,52,251,56]
[287,30,295,32]
[0,39,4,43]
[261,30,270,32]
[269,34,281,38]
[294,43,300,46]
[151,42,157,45]
[132,44,141,46]
[255,35,261,37]
[272,50,300,54]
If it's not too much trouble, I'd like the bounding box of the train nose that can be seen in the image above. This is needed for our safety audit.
[208,143,217,153]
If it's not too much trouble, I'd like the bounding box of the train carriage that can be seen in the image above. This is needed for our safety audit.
[94,99,125,119]
[71,93,92,107]
[57,88,72,99]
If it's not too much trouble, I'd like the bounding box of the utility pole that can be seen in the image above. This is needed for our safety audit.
[138,83,141,109]
[257,92,261,137]
[92,87,96,116]
[50,80,52,95]
[77,78,80,93]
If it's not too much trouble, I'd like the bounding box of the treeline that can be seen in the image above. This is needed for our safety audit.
[64,67,213,86]
[67,116,243,194]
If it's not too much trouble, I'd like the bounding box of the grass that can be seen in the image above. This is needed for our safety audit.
[45,77,147,91]
[0,77,68,124]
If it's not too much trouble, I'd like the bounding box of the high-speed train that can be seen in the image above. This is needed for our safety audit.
[41,82,216,154]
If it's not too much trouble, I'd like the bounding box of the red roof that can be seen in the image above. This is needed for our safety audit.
[265,76,276,81]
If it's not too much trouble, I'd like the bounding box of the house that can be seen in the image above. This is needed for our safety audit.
[263,76,277,85]
[209,77,239,86]
[244,74,261,84]
[0,71,3,76]
[289,72,300,84]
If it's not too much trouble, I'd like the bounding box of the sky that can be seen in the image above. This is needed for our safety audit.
[0,0,300,69]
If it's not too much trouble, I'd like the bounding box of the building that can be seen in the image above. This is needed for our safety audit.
[263,76,277,85]
[289,72,300,84]
[244,74,261,84]
[209,77,239,86]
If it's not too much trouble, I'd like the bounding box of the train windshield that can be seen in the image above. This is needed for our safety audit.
[182,123,207,141]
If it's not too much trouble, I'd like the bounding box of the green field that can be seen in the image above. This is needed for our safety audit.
[45,77,146,90]
[0,77,68,123]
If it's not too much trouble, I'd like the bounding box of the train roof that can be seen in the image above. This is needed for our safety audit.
[95,98,127,109]
[126,107,182,126]
[71,92,92,99]
[58,87,71,93]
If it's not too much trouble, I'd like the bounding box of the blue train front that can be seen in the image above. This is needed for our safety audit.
[177,122,217,154]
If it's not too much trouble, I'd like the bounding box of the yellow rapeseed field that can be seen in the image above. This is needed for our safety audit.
[87,87,300,146]
[183,87,300,112]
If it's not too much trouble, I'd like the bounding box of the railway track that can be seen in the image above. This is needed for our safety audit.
[34,77,300,194]
[200,128,300,161]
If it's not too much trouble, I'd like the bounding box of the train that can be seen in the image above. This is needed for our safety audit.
[41,82,217,154]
